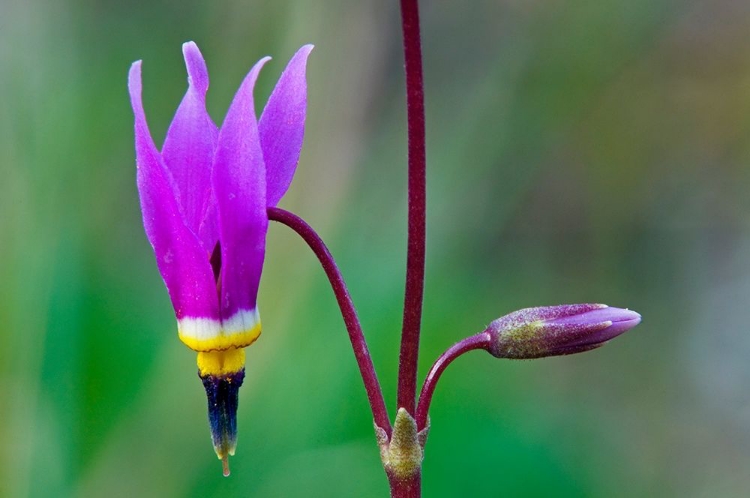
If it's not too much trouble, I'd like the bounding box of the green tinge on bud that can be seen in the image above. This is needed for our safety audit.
[376,408,429,480]
[486,304,641,359]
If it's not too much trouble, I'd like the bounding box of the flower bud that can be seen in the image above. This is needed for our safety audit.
[486,304,641,359]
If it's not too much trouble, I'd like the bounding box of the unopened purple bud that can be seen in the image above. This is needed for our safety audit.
[486,304,641,359]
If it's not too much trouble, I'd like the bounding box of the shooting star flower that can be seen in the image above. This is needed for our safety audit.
[128,41,313,475]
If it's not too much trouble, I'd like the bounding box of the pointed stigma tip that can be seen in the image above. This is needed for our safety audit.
[222,455,230,477]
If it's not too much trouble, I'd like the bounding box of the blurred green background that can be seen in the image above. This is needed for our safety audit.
[3,0,750,496]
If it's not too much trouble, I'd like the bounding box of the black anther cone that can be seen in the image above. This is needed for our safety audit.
[200,369,245,459]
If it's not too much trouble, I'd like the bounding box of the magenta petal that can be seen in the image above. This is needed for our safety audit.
[161,42,219,251]
[213,57,271,321]
[129,61,220,322]
[259,44,313,207]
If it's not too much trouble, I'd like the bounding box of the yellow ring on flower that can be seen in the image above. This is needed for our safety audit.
[197,347,246,376]
[178,309,262,352]
[179,324,262,352]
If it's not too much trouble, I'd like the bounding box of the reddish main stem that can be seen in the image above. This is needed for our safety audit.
[268,207,391,435]
[397,0,427,415]
[389,473,422,498]
[415,333,491,430]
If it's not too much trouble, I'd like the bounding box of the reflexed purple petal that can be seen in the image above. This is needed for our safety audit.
[129,61,220,322]
[213,57,271,320]
[259,44,313,207]
[162,42,219,251]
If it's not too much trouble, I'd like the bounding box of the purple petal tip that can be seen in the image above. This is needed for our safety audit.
[567,305,640,327]
[596,306,641,338]
[128,61,142,93]
[298,44,315,56]
[182,41,210,95]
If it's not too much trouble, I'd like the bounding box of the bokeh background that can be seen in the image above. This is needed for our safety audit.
[3,0,750,496]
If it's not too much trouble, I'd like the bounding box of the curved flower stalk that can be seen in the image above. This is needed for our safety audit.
[128,42,313,475]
